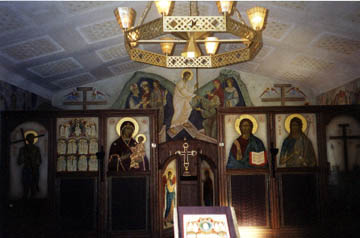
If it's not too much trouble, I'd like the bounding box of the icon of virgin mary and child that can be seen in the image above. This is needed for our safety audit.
[108,119,149,172]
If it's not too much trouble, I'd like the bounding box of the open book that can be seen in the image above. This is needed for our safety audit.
[249,151,267,166]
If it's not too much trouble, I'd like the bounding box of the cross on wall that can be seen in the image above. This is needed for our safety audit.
[63,87,107,111]
[261,84,305,106]
[329,124,360,172]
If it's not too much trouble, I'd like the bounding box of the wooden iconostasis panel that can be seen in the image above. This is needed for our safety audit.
[219,108,325,232]
[56,117,99,173]
[57,178,97,231]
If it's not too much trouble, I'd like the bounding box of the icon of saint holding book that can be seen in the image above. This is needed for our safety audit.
[226,115,267,169]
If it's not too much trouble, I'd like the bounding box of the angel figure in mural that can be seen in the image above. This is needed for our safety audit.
[226,117,266,169]
[169,70,197,132]
[17,133,42,199]
[108,119,149,172]
[162,169,176,227]
[279,116,316,167]
[150,80,168,130]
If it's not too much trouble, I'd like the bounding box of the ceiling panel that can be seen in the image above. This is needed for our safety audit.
[0,1,358,100]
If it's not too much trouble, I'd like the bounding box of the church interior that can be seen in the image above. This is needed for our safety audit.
[0,1,360,238]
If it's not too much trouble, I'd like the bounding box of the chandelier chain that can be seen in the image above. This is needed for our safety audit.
[137,1,153,27]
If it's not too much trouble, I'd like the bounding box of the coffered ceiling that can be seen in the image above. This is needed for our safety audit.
[0,1,359,99]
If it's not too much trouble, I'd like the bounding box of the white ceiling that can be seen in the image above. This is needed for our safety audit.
[0,1,359,100]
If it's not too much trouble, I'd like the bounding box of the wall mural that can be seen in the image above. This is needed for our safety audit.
[0,81,53,112]
[112,69,252,143]
[317,77,360,105]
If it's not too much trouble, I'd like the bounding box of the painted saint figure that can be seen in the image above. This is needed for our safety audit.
[140,81,151,109]
[108,121,149,171]
[193,94,220,138]
[170,70,197,129]
[279,117,316,167]
[224,78,239,107]
[150,80,168,130]
[17,133,42,199]
[128,83,141,109]
[207,79,224,107]
[226,118,266,169]
[163,170,176,227]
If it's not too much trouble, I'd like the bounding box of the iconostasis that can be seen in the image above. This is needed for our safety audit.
[1,105,359,238]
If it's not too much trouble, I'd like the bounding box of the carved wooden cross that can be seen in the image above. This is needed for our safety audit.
[261,84,305,106]
[330,124,360,172]
[63,87,107,110]
[175,142,197,176]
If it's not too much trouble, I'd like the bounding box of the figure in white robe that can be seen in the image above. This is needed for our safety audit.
[78,155,88,171]
[57,156,66,172]
[57,139,67,155]
[224,78,239,108]
[88,155,98,171]
[67,139,77,154]
[59,124,66,138]
[89,139,98,154]
[78,139,88,155]
[85,124,91,137]
[90,123,97,137]
[67,155,77,171]
[170,70,196,129]
[64,124,70,138]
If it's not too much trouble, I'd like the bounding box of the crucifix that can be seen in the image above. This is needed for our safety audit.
[329,124,360,172]
[175,142,197,176]
[63,87,107,110]
[261,84,305,106]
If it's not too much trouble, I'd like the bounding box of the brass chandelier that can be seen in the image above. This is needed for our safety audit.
[114,1,268,68]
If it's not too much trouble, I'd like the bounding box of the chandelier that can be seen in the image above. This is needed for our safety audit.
[114,1,268,68]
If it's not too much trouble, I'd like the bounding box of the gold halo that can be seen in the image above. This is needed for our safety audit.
[235,114,258,135]
[181,69,193,80]
[164,168,175,178]
[116,117,139,137]
[24,130,38,144]
[284,114,307,133]
[135,133,147,143]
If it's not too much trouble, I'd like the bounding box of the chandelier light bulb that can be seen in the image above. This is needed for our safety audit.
[247,6,267,31]
[114,7,136,30]
[216,1,234,15]
[205,37,219,55]
[155,0,173,16]
[160,37,175,55]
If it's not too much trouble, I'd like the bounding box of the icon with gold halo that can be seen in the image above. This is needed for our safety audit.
[234,114,258,135]
[24,130,39,144]
[284,113,307,133]
[116,117,139,138]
